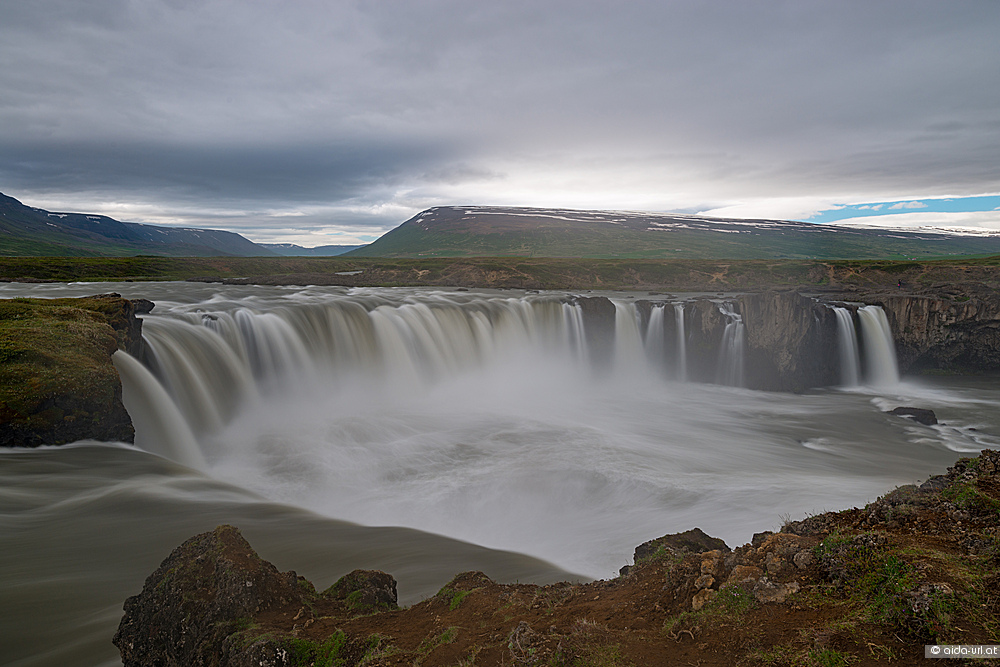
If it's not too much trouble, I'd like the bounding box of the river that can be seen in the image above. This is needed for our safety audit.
[2,282,998,667]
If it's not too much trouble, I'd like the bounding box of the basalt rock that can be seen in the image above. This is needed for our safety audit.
[869,293,1000,374]
[113,525,308,667]
[888,406,938,425]
[0,293,146,446]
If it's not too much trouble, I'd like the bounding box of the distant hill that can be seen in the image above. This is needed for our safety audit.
[345,206,1000,259]
[260,243,365,257]
[0,192,276,257]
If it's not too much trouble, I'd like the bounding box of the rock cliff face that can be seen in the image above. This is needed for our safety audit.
[871,293,1000,374]
[635,292,839,391]
[0,294,145,447]
[740,292,839,392]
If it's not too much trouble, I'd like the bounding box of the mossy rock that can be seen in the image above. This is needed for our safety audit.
[0,294,143,446]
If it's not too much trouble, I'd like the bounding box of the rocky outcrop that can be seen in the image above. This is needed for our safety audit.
[114,525,310,667]
[637,291,839,391]
[574,296,616,370]
[870,293,1000,374]
[740,291,839,391]
[116,450,1000,666]
[887,406,938,425]
[0,293,146,446]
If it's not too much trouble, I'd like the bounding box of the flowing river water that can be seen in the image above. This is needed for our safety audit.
[2,282,999,667]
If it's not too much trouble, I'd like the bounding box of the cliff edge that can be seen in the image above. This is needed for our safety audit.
[0,294,147,446]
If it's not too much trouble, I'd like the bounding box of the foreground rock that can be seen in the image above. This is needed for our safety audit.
[117,450,1000,666]
[887,406,939,425]
[0,294,145,446]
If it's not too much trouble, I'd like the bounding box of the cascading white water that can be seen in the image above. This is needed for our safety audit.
[112,350,205,468]
[858,305,900,386]
[128,294,594,439]
[612,300,646,373]
[643,304,666,370]
[832,307,861,387]
[674,303,688,382]
[563,302,589,364]
[716,303,745,387]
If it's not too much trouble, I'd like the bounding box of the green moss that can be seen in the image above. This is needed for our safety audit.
[283,631,347,667]
[0,296,132,443]
[942,482,1000,516]
[436,585,476,611]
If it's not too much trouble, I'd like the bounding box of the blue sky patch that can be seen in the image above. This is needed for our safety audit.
[807,195,1000,223]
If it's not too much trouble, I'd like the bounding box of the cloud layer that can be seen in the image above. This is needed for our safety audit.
[2,1,999,242]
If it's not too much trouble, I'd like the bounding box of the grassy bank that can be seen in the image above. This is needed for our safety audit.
[0,294,140,446]
[1,255,999,292]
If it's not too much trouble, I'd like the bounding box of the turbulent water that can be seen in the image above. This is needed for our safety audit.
[2,282,1000,667]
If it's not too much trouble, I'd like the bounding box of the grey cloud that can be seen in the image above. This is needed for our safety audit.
[1,0,999,236]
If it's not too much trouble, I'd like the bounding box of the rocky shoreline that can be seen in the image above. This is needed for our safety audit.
[114,450,1000,666]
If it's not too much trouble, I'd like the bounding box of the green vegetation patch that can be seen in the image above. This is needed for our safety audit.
[0,296,131,443]
[283,630,348,667]
[437,585,476,611]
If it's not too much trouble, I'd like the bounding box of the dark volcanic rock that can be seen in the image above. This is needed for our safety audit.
[634,528,730,562]
[740,291,839,391]
[888,406,939,425]
[574,296,616,370]
[324,568,398,612]
[871,293,1000,374]
[113,525,307,667]
[0,294,146,446]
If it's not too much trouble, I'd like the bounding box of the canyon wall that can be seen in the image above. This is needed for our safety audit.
[871,293,1000,375]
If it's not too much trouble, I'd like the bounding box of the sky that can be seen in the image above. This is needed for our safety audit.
[1,1,999,246]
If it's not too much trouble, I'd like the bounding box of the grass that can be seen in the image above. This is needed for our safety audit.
[437,586,476,611]
[2,254,1000,294]
[0,296,134,443]
[662,583,759,640]
[283,631,347,667]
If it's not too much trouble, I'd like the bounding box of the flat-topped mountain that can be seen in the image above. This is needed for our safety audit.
[346,205,1000,259]
[0,192,275,257]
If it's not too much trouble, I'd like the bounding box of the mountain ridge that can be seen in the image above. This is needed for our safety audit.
[0,192,275,257]
[345,205,1000,259]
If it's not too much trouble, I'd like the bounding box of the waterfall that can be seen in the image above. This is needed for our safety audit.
[674,303,687,382]
[612,300,645,373]
[644,304,666,370]
[112,350,205,468]
[125,294,602,461]
[832,307,861,387]
[858,305,900,386]
[563,302,589,363]
[716,303,745,387]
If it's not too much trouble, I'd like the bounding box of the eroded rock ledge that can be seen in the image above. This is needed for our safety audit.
[115,450,1000,667]
[0,294,146,446]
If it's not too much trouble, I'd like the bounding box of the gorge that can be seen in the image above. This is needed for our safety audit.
[1,281,999,667]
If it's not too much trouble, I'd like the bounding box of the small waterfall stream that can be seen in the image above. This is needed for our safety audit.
[644,304,666,370]
[832,307,861,386]
[858,305,900,386]
[612,300,646,373]
[674,303,687,382]
[716,303,745,387]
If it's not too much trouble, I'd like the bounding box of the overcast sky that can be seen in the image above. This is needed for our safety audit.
[2,1,999,245]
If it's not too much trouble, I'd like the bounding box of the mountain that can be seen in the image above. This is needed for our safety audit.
[0,192,276,257]
[260,243,365,256]
[345,205,1000,259]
